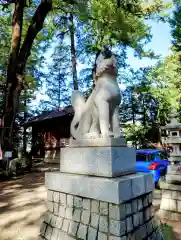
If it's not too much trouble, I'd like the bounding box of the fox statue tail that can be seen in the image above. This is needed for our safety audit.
[70,90,86,140]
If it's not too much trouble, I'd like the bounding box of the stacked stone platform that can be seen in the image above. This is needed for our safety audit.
[40,139,163,240]
[159,165,181,221]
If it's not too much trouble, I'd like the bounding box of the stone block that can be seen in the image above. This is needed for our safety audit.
[131,200,137,213]
[74,196,83,208]
[125,203,132,216]
[91,200,99,213]
[143,207,151,221]
[99,216,108,233]
[158,209,170,220]
[45,172,152,204]
[160,182,181,191]
[77,224,88,239]
[40,222,47,237]
[143,195,149,208]
[133,213,139,228]
[98,232,108,240]
[62,219,70,232]
[45,225,53,240]
[47,201,53,213]
[90,213,99,228]
[52,228,59,240]
[160,198,170,210]
[166,174,181,184]
[162,189,172,199]
[109,236,126,240]
[47,190,53,202]
[137,198,143,211]
[100,202,108,215]
[53,191,60,203]
[67,195,74,207]
[69,138,126,147]
[73,209,81,222]
[83,199,91,210]
[146,220,153,235]
[167,165,181,175]
[126,217,133,233]
[109,219,126,236]
[50,215,57,227]
[177,200,181,213]
[59,193,66,205]
[68,221,79,237]
[170,199,177,211]
[130,174,145,198]
[44,211,52,224]
[59,206,66,218]
[58,230,75,240]
[55,217,63,229]
[65,207,73,219]
[144,173,154,193]
[81,210,90,225]
[60,146,135,177]
[53,203,59,216]
[88,226,97,240]
[109,204,126,220]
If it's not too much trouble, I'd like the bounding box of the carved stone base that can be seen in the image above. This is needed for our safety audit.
[40,173,163,240]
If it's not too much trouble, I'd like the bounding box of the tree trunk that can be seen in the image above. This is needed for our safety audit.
[1,0,52,151]
[1,0,24,150]
[69,13,78,90]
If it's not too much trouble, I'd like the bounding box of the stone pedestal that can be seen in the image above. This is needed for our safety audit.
[159,165,181,221]
[40,139,163,240]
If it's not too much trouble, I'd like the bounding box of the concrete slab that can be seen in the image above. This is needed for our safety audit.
[45,172,154,204]
[60,147,136,177]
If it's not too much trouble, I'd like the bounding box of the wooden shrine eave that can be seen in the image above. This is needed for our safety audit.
[23,105,74,127]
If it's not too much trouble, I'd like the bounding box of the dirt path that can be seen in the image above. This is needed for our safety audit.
[0,173,46,240]
[0,172,181,240]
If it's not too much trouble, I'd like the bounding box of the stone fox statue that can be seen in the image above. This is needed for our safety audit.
[71,48,122,140]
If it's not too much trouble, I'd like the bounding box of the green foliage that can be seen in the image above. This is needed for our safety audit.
[160,223,176,240]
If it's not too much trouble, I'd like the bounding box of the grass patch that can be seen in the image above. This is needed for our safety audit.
[160,223,176,240]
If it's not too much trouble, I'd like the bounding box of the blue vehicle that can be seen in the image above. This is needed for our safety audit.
[136,149,169,188]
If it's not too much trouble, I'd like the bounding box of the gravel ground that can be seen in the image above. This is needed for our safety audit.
[0,172,181,240]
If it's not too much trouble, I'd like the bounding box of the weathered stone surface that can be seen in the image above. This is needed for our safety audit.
[90,213,99,228]
[81,210,90,225]
[160,182,181,191]
[45,225,53,240]
[40,222,47,237]
[69,138,126,148]
[166,174,181,184]
[77,224,88,239]
[67,195,74,207]
[53,191,60,203]
[160,198,170,210]
[53,203,59,215]
[98,232,108,240]
[58,230,75,240]
[131,200,137,213]
[62,219,70,232]
[133,213,139,228]
[99,216,108,233]
[74,196,83,208]
[73,209,81,222]
[162,189,172,199]
[100,202,108,215]
[167,165,181,175]
[91,200,99,213]
[88,226,97,240]
[46,172,153,204]
[59,193,66,205]
[83,199,91,210]
[47,201,53,213]
[59,206,66,218]
[126,217,133,233]
[52,228,59,239]
[60,146,136,177]
[68,221,79,237]
[170,199,177,212]
[109,204,126,220]
[47,190,53,202]
[177,200,181,213]
[109,219,126,236]
[65,207,73,219]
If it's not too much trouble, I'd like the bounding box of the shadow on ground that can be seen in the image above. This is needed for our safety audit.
[0,172,46,240]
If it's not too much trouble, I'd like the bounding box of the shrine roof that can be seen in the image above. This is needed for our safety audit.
[24,105,74,126]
